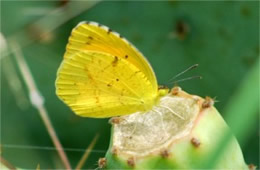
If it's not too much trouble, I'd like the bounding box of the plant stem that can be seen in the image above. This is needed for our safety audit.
[10,41,72,170]
[0,156,16,170]
[75,134,99,170]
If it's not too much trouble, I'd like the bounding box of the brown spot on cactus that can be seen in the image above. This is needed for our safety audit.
[248,164,257,170]
[111,147,118,155]
[109,117,124,124]
[127,157,135,167]
[98,157,107,168]
[160,149,170,158]
[171,86,181,95]
[191,137,200,147]
[202,96,214,108]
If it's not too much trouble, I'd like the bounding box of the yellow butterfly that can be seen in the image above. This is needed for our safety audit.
[55,21,169,118]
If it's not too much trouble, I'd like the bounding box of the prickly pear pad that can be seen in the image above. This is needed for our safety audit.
[103,88,248,169]
[112,93,200,157]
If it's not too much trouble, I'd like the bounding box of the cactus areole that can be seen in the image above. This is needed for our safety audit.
[104,87,248,169]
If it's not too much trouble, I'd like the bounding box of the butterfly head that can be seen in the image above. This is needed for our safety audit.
[158,85,169,97]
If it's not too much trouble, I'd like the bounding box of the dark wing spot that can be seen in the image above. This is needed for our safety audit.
[87,72,94,80]
[127,157,135,167]
[86,42,91,45]
[112,56,119,67]
[125,55,128,59]
[95,96,100,103]
[116,78,119,81]
[88,36,93,40]
[107,84,111,87]
[107,28,112,34]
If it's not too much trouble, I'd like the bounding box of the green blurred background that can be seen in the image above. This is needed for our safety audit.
[1,1,259,169]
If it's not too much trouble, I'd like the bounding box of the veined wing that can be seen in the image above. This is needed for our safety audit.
[64,21,158,93]
[56,51,156,118]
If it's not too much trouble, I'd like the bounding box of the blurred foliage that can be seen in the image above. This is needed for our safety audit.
[1,1,259,169]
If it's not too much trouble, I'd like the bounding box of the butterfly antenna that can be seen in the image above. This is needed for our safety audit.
[170,75,202,85]
[166,64,199,83]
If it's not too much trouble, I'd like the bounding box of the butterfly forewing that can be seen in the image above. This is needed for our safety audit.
[65,22,158,92]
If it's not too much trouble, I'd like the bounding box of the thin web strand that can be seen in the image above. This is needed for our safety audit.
[1,144,106,153]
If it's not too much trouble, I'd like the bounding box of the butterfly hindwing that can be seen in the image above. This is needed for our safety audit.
[56,51,156,118]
